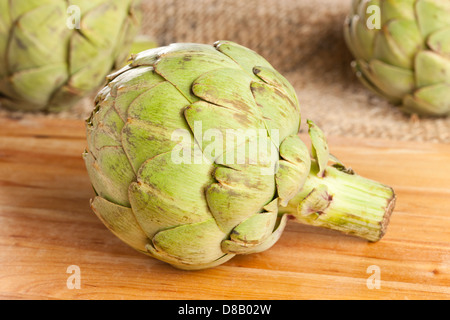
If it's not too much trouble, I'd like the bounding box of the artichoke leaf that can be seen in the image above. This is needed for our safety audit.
[357,59,414,101]
[8,64,68,107]
[252,65,299,109]
[108,66,165,98]
[147,218,227,267]
[298,184,332,217]
[214,40,274,80]
[192,68,260,117]
[127,81,191,127]
[416,0,450,37]
[427,26,450,56]
[127,43,218,68]
[83,147,136,207]
[329,154,355,175]
[69,47,117,91]
[87,89,115,129]
[373,19,423,69]
[380,0,416,23]
[184,100,265,164]
[8,2,69,72]
[227,211,277,246]
[77,1,130,49]
[121,119,185,173]
[276,134,311,206]
[129,150,214,239]
[70,1,134,82]
[222,198,278,251]
[109,68,166,122]
[91,196,150,254]
[222,213,289,255]
[206,162,276,234]
[344,14,377,61]
[307,120,329,178]
[154,49,237,102]
[415,51,450,87]
[87,93,124,156]
[91,107,124,151]
[251,81,300,144]
[402,84,450,116]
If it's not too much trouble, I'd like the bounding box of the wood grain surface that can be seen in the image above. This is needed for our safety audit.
[0,116,449,300]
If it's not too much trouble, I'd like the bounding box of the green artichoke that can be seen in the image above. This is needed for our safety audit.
[0,0,141,112]
[84,41,396,270]
[344,0,450,116]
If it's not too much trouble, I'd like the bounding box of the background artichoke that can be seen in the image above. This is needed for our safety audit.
[344,0,450,117]
[0,0,141,112]
[84,41,396,270]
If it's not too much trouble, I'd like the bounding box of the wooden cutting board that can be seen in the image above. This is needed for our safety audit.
[0,115,449,300]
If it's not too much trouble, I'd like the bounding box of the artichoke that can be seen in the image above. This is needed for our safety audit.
[344,0,450,116]
[83,41,396,270]
[0,0,141,112]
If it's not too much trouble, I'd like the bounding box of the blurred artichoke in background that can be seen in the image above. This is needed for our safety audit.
[344,0,450,117]
[0,0,141,112]
[84,41,396,270]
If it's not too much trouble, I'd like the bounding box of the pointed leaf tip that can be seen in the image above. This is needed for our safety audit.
[307,120,329,177]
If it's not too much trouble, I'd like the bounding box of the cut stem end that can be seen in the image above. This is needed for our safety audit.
[281,165,396,242]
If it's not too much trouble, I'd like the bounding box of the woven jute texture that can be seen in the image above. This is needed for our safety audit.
[1,0,449,143]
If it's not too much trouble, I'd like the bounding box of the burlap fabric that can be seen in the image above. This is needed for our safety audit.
[2,0,449,143]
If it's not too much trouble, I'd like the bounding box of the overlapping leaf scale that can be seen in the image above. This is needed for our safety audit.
[124,80,216,241]
[416,0,450,37]
[276,135,311,207]
[184,67,277,235]
[250,80,299,145]
[153,44,239,102]
[69,0,134,92]
[379,0,415,23]
[221,199,288,254]
[84,62,166,210]
[373,19,422,69]
[214,40,274,81]
[122,82,192,172]
[146,217,234,269]
[129,151,216,239]
[402,3,450,116]
[344,0,379,61]
[90,196,150,254]
[84,84,133,208]
[215,41,299,113]
[183,42,304,250]
[83,145,135,207]
[308,120,330,178]
[252,65,300,114]
[120,46,232,265]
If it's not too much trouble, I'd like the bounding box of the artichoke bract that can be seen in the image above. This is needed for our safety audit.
[83,41,396,270]
[344,0,450,117]
[0,0,141,112]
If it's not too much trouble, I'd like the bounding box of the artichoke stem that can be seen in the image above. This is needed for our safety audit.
[280,164,396,242]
